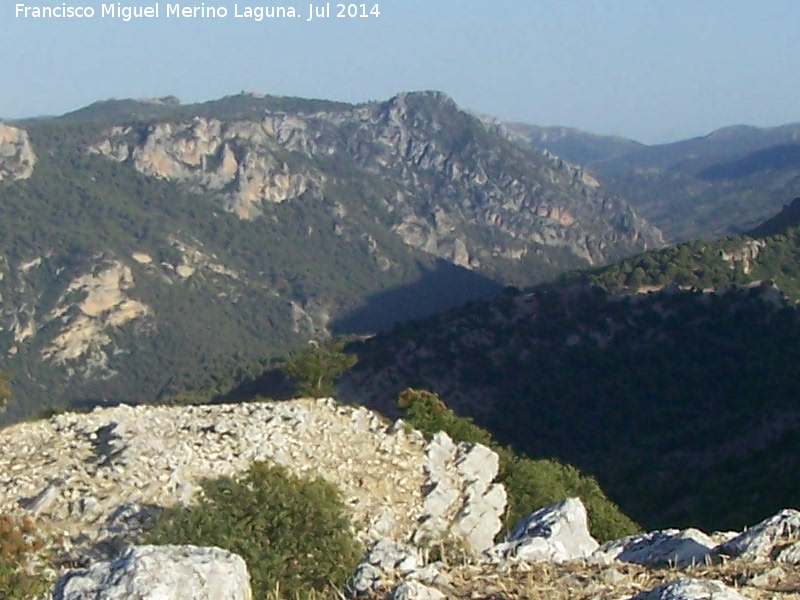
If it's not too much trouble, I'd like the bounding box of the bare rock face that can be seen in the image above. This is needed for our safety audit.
[591,528,717,567]
[89,92,662,268]
[490,497,598,564]
[414,432,506,552]
[90,119,321,219]
[54,545,252,600]
[718,508,800,561]
[0,123,36,181]
[40,261,152,378]
[628,578,746,600]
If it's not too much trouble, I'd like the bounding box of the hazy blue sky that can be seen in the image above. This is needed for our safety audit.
[3,1,799,143]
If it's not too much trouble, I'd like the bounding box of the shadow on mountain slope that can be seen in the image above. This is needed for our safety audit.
[220,260,502,403]
[329,259,504,335]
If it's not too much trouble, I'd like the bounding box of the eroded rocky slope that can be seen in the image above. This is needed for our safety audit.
[89,92,663,269]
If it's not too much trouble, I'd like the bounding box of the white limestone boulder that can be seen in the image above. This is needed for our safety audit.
[717,508,800,561]
[53,545,251,600]
[490,497,598,563]
[414,432,506,553]
[591,528,716,567]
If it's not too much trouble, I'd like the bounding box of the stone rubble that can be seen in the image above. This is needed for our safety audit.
[0,399,429,558]
[389,580,446,600]
[0,398,510,567]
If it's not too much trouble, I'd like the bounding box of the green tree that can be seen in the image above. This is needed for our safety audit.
[281,339,357,397]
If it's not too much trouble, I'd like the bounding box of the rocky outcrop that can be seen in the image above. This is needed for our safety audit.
[0,399,511,565]
[40,261,152,378]
[415,432,506,552]
[1,395,799,600]
[54,545,251,600]
[90,119,321,219]
[720,239,765,275]
[718,509,800,561]
[490,497,598,564]
[0,123,36,181]
[591,528,718,568]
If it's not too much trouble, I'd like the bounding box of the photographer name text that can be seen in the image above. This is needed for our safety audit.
[15,3,381,22]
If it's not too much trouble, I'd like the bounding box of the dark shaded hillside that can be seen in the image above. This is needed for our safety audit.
[593,130,800,242]
[341,283,800,532]
[747,197,800,238]
[339,219,800,531]
[593,123,800,176]
[697,144,800,181]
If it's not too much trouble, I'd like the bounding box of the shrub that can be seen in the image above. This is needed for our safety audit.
[0,515,50,600]
[142,462,362,600]
[397,388,640,542]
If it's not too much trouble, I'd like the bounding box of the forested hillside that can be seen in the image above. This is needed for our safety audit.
[338,216,800,531]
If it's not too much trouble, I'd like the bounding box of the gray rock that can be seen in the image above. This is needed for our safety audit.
[591,528,715,567]
[490,497,598,563]
[54,545,251,600]
[389,581,445,600]
[776,540,800,564]
[717,508,800,561]
[628,578,746,600]
[24,480,62,515]
[348,539,420,594]
[415,433,506,552]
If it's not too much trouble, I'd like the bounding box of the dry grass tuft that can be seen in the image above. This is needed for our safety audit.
[363,559,800,600]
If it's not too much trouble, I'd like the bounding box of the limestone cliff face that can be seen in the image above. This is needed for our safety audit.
[90,120,321,219]
[0,242,249,384]
[90,92,663,270]
[1,257,154,380]
[0,123,36,181]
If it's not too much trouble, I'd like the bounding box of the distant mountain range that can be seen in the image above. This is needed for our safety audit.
[510,120,800,241]
[0,91,661,420]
